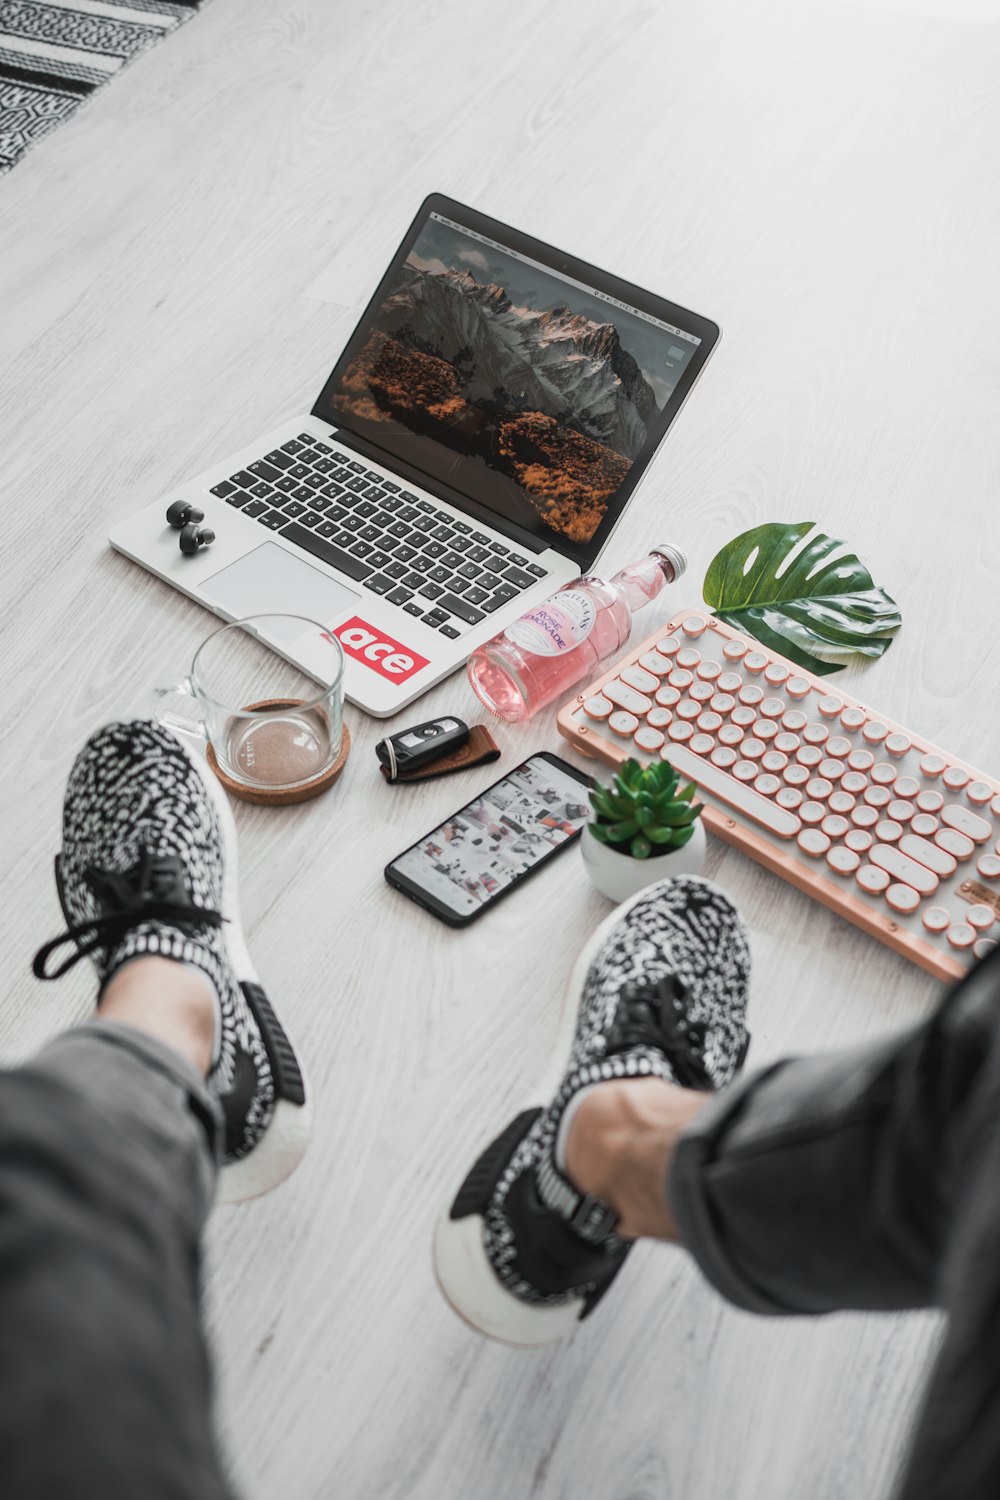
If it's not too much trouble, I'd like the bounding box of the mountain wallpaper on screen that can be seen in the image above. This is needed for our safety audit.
[336,257,660,543]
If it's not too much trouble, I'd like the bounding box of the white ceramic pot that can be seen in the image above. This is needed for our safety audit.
[580,819,707,903]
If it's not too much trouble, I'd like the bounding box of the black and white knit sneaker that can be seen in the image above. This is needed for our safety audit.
[32,719,310,1203]
[434,875,751,1346]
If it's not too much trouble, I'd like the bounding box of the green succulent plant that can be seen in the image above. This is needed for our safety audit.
[587,757,704,861]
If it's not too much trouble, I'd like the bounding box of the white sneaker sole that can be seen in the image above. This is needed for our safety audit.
[173,732,312,1205]
[432,877,713,1348]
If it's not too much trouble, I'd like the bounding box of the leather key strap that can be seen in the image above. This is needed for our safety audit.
[379,724,501,783]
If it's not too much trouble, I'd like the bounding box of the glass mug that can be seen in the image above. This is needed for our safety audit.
[156,615,345,795]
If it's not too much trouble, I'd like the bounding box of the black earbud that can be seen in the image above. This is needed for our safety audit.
[178,523,215,556]
[166,500,205,529]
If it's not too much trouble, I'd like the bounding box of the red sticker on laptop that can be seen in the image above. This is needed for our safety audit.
[324,618,429,683]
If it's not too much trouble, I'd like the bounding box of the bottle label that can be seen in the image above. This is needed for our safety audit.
[505,591,596,656]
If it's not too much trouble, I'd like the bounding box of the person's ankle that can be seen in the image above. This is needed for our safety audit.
[98,956,218,1076]
[563,1078,708,1242]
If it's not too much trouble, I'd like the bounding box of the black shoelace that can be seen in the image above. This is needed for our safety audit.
[608,974,712,1090]
[32,848,224,981]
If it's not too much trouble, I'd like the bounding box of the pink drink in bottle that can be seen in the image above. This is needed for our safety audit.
[467,545,687,722]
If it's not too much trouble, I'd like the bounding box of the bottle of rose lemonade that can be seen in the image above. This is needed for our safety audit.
[467,544,687,722]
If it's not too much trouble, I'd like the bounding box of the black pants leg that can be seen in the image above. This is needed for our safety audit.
[0,1020,234,1499]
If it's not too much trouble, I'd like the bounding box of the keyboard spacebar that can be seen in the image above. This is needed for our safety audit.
[661,742,801,840]
[280,522,372,582]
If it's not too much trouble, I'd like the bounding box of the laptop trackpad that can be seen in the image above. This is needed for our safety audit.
[202,542,360,643]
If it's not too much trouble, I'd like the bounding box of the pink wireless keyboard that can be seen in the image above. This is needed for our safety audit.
[557,608,1000,981]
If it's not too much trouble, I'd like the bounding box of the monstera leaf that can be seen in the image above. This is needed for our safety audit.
[703,522,901,677]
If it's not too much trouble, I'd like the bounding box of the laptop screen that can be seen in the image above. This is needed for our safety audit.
[313,197,718,566]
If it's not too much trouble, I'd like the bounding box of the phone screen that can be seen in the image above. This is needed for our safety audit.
[388,754,592,920]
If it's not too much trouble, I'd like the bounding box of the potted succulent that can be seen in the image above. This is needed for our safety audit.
[581,757,706,902]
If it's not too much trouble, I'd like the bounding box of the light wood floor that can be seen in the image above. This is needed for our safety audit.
[3,0,998,1495]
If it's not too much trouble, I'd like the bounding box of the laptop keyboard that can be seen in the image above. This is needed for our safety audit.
[208,433,548,637]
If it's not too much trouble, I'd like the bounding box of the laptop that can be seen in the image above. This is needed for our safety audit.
[109,194,720,717]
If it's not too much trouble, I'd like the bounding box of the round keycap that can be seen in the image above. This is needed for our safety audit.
[841,772,867,795]
[862,722,888,744]
[888,800,915,823]
[822,814,849,839]
[820,759,846,782]
[739,684,764,706]
[722,638,747,660]
[993,796,1000,818]
[647,707,673,729]
[762,751,788,774]
[846,829,874,853]
[658,636,681,656]
[826,737,852,759]
[848,748,875,772]
[742,738,766,760]
[857,865,890,894]
[689,734,715,756]
[760,697,785,719]
[887,884,920,914]
[806,778,833,801]
[943,766,970,790]
[871,763,896,786]
[797,745,823,768]
[828,791,857,815]
[885,733,910,757]
[719,724,744,746]
[935,828,974,861]
[919,753,945,777]
[827,846,860,875]
[864,785,891,807]
[818,695,842,717]
[911,814,939,837]
[922,907,951,933]
[798,829,830,857]
[894,777,919,799]
[668,668,693,690]
[584,695,613,718]
[731,706,757,729]
[609,711,638,736]
[786,676,811,699]
[967,905,995,930]
[655,684,681,708]
[975,938,998,959]
[775,732,801,754]
[677,698,701,721]
[718,671,742,692]
[804,723,829,745]
[875,820,903,844]
[968,781,993,805]
[840,707,866,730]
[733,760,757,782]
[697,711,723,734]
[756,720,779,742]
[711,745,738,769]
[668,720,693,742]
[744,652,768,673]
[916,789,943,813]
[764,662,789,685]
[947,923,975,949]
[852,805,880,828]
[696,659,722,681]
[710,693,736,715]
[800,801,826,825]
[777,787,803,810]
[977,855,1000,879]
[682,615,707,637]
[634,727,665,753]
[676,647,701,669]
[754,773,782,797]
[690,680,715,703]
[785,764,811,787]
[782,710,808,732]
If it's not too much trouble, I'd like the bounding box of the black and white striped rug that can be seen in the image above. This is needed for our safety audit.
[0,0,204,173]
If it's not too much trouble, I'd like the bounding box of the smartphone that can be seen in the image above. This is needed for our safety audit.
[384,751,594,926]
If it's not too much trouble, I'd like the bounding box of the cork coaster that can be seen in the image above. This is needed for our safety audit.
[206,699,351,806]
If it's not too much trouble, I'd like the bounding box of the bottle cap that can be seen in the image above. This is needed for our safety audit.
[651,543,688,579]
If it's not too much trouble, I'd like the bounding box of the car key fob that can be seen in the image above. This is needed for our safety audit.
[376,717,470,782]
